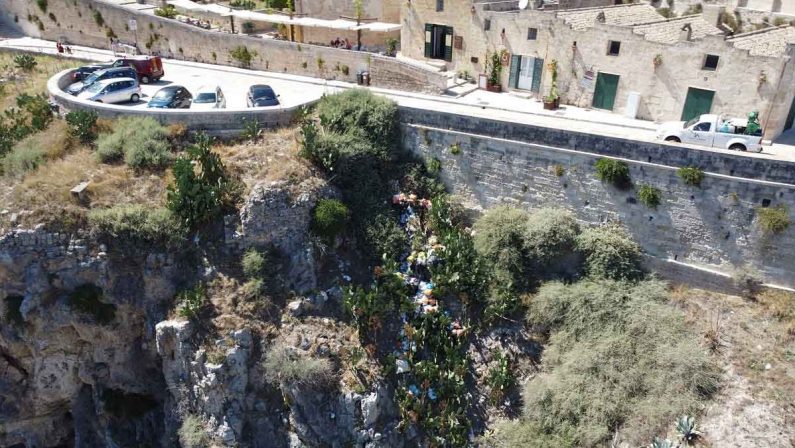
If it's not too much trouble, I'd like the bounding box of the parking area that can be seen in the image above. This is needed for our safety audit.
[64,58,329,110]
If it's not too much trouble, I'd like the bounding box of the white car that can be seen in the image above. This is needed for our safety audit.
[77,77,141,104]
[191,85,226,110]
[656,114,763,153]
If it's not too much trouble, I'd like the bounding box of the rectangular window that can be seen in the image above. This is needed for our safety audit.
[703,54,719,70]
[484,19,491,31]
[436,0,443,12]
[607,40,621,56]
[527,27,538,40]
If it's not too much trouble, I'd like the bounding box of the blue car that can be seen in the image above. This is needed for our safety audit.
[66,66,137,95]
[246,84,280,107]
[147,85,192,109]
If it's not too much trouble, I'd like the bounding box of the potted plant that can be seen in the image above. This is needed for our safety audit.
[485,50,503,92]
[543,59,560,110]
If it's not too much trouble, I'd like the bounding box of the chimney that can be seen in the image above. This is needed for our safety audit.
[680,23,693,42]
[702,4,726,28]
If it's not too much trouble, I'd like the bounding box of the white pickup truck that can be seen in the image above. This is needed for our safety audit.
[656,114,763,153]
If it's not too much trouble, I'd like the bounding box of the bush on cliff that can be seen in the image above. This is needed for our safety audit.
[311,198,349,244]
[575,225,643,281]
[88,205,184,247]
[485,279,719,447]
[263,342,337,389]
[167,134,239,230]
[96,117,171,169]
[316,89,399,151]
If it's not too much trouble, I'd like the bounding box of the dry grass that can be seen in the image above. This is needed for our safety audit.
[0,148,168,228]
[0,51,76,110]
[215,127,311,194]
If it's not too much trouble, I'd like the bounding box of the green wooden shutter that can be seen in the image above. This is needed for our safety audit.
[443,27,453,62]
[424,24,432,58]
[508,55,521,89]
[531,57,543,93]
[681,87,715,121]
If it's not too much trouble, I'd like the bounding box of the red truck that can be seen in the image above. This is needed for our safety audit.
[110,56,164,84]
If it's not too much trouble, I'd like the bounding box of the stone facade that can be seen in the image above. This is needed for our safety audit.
[296,0,401,49]
[400,1,795,139]
[0,0,446,94]
[399,106,795,289]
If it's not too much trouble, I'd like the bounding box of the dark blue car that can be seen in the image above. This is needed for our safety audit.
[147,85,192,109]
[247,85,280,107]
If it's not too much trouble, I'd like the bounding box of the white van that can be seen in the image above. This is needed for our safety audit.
[77,77,141,104]
[656,114,763,153]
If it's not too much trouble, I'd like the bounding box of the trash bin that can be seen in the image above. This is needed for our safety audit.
[362,71,371,86]
[356,71,364,85]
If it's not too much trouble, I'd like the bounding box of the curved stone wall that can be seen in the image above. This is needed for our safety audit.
[48,69,307,133]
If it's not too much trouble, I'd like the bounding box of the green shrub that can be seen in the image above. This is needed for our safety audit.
[93,10,104,27]
[178,415,209,448]
[242,249,265,279]
[594,158,631,189]
[65,110,98,144]
[474,205,531,288]
[88,205,184,246]
[96,117,171,169]
[365,213,408,261]
[637,184,662,208]
[153,5,178,19]
[16,93,52,131]
[4,295,24,327]
[176,284,207,320]
[262,342,336,388]
[230,46,256,68]
[678,166,704,187]
[756,205,790,234]
[68,284,116,325]
[311,198,349,244]
[230,0,256,9]
[522,208,580,277]
[36,0,47,12]
[513,279,720,447]
[316,89,399,150]
[575,225,643,281]
[486,351,515,403]
[2,140,47,177]
[13,54,37,71]
[167,134,238,229]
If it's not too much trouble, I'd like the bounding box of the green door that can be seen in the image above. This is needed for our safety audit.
[681,87,715,121]
[592,72,619,111]
[784,96,795,131]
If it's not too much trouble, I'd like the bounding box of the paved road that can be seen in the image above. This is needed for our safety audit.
[4,36,795,162]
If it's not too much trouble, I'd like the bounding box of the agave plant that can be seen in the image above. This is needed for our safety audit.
[675,415,701,444]
[649,436,676,448]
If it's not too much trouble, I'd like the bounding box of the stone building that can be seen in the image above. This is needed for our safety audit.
[294,0,401,50]
[400,1,795,139]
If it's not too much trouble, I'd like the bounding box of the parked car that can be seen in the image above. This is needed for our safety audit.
[110,56,164,84]
[71,64,109,82]
[147,85,192,109]
[191,85,227,110]
[77,78,141,104]
[656,114,763,153]
[247,84,280,107]
[67,66,138,95]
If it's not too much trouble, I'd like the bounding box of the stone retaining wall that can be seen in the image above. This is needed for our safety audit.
[400,112,795,289]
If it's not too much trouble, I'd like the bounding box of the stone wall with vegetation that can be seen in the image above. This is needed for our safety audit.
[401,110,795,289]
[0,0,446,94]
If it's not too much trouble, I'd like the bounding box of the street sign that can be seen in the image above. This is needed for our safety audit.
[128,19,137,31]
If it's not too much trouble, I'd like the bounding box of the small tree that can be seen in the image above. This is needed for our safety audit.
[13,54,37,71]
[65,110,99,144]
[167,134,237,229]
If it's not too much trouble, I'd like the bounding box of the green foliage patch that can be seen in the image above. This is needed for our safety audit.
[88,205,184,247]
[756,204,790,234]
[262,342,336,388]
[594,158,631,189]
[65,110,98,144]
[311,198,349,244]
[678,166,704,187]
[637,184,662,208]
[96,117,171,169]
[489,279,720,447]
[575,225,643,281]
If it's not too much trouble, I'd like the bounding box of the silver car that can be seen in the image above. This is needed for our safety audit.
[77,77,141,104]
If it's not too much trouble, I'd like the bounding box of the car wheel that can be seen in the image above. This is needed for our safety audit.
[141,75,150,84]
[95,100,102,103]
[131,94,140,103]
[664,136,681,143]
[729,143,746,152]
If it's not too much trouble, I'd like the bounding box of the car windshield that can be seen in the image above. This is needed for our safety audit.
[85,82,104,93]
[252,88,274,100]
[153,90,173,100]
[83,73,101,85]
[684,117,700,128]
[194,92,216,103]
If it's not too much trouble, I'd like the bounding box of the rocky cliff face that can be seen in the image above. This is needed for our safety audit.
[0,179,402,447]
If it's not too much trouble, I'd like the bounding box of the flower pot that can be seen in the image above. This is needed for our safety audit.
[543,98,560,110]
[486,82,502,93]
